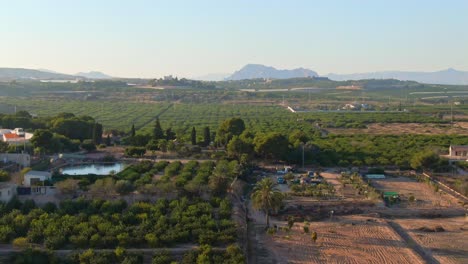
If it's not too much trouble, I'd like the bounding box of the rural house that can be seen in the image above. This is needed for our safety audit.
[449,145,468,158]
[23,170,51,187]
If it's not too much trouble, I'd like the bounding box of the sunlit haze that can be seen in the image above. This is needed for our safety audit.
[1,0,467,78]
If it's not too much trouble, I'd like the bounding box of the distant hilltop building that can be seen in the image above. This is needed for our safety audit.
[163,75,174,81]
[341,103,371,111]
[312,76,330,81]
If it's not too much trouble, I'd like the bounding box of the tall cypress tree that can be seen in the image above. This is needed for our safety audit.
[131,124,136,137]
[191,127,197,145]
[203,126,211,146]
[165,127,176,140]
[153,118,164,140]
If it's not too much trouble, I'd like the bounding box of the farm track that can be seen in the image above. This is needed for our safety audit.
[387,221,439,264]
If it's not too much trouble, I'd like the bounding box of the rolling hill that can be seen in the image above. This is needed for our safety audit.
[0,68,77,81]
[326,68,468,85]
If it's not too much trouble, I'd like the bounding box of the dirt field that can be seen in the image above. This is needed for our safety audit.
[371,177,461,208]
[249,172,467,263]
[264,215,424,264]
[328,122,468,135]
[395,217,468,264]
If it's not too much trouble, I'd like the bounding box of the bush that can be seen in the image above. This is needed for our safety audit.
[0,170,11,182]
[267,228,276,235]
[0,225,14,243]
[81,140,97,152]
[125,147,146,157]
[152,249,173,264]
[12,237,29,248]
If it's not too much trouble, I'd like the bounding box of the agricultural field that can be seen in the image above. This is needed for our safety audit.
[0,98,171,131]
[327,122,468,135]
[395,217,468,264]
[262,216,424,264]
[1,96,457,134]
[370,177,461,208]
[155,103,301,134]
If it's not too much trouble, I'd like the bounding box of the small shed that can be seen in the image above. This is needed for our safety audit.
[23,171,51,187]
[366,174,386,179]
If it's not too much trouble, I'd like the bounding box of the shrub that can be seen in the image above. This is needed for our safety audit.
[311,232,318,242]
[12,237,29,248]
[267,228,276,235]
[152,249,173,264]
[81,140,97,152]
[0,170,10,182]
[287,216,295,229]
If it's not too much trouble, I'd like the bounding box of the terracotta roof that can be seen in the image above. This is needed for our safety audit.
[450,145,468,150]
[3,133,20,139]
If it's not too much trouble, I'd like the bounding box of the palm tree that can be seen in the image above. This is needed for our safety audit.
[251,178,283,226]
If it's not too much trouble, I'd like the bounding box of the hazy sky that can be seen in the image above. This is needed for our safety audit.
[1,0,467,78]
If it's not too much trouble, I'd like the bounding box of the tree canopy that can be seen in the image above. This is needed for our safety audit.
[251,178,283,226]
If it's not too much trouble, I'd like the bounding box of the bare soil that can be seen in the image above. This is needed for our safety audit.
[395,217,468,264]
[371,177,461,208]
[264,215,424,264]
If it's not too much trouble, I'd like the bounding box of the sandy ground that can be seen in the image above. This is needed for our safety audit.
[263,215,424,264]
[395,217,468,264]
[371,177,461,208]
[248,171,467,263]
[328,122,468,135]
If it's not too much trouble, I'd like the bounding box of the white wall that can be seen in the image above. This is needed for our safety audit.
[23,173,51,187]
[0,153,30,167]
[0,185,17,202]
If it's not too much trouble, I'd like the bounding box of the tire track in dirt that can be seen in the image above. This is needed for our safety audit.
[387,221,440,264]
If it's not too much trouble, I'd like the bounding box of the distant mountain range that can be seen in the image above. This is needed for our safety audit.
[0,68,77,81]
[0,68,113,81]
[2,66,468,85]
[225,64,318,80]
[76,71,113,79]
[326,68,468,85]
[221,64,468,85]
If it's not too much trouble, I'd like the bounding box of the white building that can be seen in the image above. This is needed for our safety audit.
[0,183,17,202]
[0,153,30,167]
[23,171,51,187]
[0,128,33,145]
[449,145,468,158]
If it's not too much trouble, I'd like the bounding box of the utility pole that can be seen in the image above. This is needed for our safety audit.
[302,143,305,170]
[451,100,454,126]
